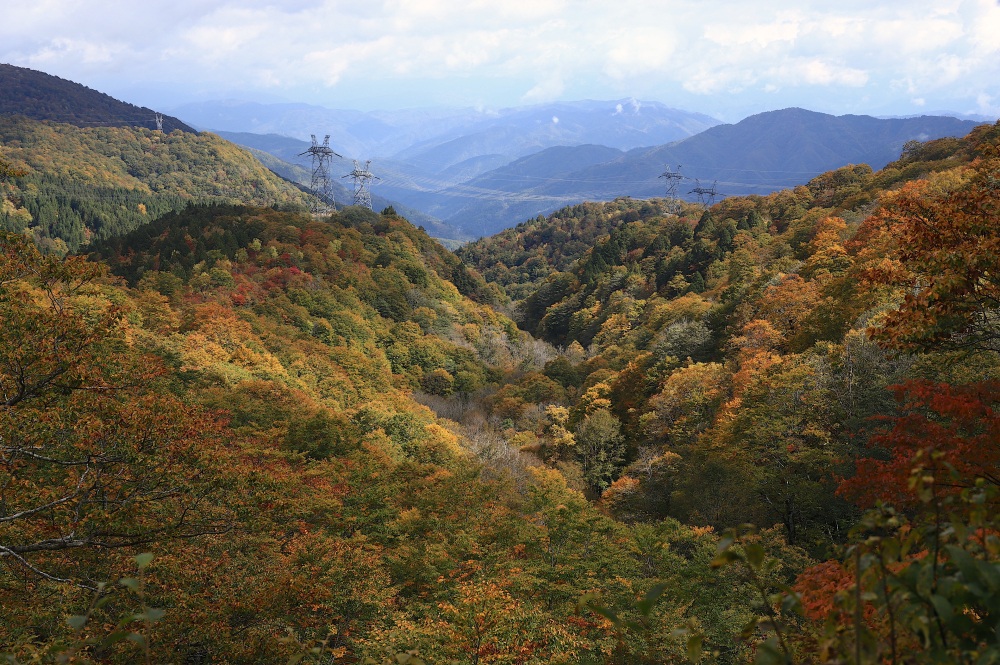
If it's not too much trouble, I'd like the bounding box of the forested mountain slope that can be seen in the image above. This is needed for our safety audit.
[0,116,313,252]
[458,197,673,300]
[0,63,194,133]
[455,121,1000,662]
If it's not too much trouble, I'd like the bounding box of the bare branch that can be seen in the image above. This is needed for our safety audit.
[0,544,99,591]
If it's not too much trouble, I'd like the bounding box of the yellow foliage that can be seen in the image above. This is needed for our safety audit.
[576,380,614,416]
[423,422,464,458]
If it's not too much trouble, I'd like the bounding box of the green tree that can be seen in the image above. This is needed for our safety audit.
[575,408,627,494]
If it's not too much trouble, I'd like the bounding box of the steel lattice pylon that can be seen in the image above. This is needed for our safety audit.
[659,164,684,214]
[689,179,720,209]
[299,135,341,212]
[342,159,379,210]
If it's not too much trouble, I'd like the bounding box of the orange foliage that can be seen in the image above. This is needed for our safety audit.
[860,146,1000,352]
[794,560,853,622]
[839,380,1000,508]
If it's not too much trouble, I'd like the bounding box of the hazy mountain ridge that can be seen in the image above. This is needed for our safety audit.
[388,99,720,170]
[173,98,719,161]
[171,100,483,158]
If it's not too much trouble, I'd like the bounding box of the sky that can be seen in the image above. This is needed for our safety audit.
[2,0,999,122]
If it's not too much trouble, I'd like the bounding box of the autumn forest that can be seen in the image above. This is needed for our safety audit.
[2,68,1000,664]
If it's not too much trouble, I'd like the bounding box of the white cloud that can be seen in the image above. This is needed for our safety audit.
[968,0,1000,53]
[603,26,677,80]
[704,13,801,48]
[769,59,869,87]
[26,38,123,66]
[0,0,997,116]
[869,17,964,54]
[976,92,1000,116]
[521,75,566,104]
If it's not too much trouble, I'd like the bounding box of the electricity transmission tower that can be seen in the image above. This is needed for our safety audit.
[342,160,379,210]
[299,135,342,212]
[659,164,684,214]
[154,113,164,131]
[689,179,720,208]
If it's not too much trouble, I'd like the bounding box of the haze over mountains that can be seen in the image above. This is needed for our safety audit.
[178,97,985,238]
[471,109,982,228]
[176,98,723,238]
[172,98,721,161]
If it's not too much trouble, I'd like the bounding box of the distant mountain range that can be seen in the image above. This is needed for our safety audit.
[191,101,985,239]
[548,108,985,200]
[171,98,721,162]
[0,63,195,133]
[173,99,723,238]
[433,108,982,236]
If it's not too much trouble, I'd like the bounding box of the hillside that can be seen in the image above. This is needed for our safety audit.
[458,120,1000,557]
[0,116,313,252]
[446,123,1000,663]
[0,63,194,133]
[458,197,677,300]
